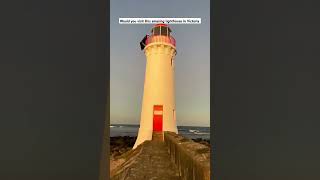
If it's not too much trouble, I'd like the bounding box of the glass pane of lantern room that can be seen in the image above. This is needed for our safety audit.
[160,26,168,36]
[153,27,160,36]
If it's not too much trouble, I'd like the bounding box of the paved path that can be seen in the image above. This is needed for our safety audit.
[111,140,181,180]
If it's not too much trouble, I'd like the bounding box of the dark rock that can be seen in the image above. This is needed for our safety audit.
[110,136,137,158]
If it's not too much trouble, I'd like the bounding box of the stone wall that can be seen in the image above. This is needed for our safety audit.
[164,132,211,180]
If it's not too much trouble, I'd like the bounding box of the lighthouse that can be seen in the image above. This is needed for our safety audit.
[133,24,178,149]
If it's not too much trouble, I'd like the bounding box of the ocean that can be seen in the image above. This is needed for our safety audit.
[110,124,210,140]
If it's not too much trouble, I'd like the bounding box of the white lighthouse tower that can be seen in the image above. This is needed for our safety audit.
[133,24,178,149]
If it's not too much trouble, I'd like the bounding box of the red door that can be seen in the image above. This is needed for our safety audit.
[153,105,163,132]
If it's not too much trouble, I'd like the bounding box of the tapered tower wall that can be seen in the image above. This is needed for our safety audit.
[133,41,177,149]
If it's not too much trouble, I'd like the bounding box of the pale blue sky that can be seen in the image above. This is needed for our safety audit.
[110,0,210,126]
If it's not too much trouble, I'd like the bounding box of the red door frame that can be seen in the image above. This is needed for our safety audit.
[153,105,163,132]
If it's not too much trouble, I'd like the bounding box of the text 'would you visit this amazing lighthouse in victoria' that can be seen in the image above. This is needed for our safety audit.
[133,24,178,149]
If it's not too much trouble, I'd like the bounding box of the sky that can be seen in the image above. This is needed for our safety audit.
[110,0,210,126]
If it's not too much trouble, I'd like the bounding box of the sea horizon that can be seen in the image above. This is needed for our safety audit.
[110,124,210,140]
[110,123,210,128]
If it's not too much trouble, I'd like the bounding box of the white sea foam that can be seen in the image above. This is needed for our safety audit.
[194,132,210,135]
[189,129,200,133]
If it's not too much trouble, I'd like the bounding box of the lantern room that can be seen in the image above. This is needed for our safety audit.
[151,24,172,36]
[140,24,176,50]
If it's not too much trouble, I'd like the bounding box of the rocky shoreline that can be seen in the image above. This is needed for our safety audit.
[110,136,210,159]
[110,136,137,159]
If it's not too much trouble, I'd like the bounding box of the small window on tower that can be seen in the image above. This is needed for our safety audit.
[173,109,175,120]
[171,57,173,66]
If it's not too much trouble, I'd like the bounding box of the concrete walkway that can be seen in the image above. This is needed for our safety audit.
[111,140,181,180]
